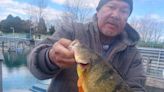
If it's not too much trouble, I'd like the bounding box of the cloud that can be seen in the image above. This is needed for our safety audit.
[44,7,63,22]
[151,15,164,23]
[0,0,100,22]
[148,14,164,22]
[51,0,99,8]
[51,0,66,5]
[147,14,160,19]
[130,13,164,23]
[0,0,63,22]
[0,0,28,14]
[0,0,31,20]
[0,0,13,4]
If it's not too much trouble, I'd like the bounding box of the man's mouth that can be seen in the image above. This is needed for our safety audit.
[107,21,118,27]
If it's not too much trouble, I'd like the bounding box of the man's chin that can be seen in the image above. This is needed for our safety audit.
[101,31,118,37]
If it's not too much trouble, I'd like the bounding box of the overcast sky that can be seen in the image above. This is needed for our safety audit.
[0,0,164,21]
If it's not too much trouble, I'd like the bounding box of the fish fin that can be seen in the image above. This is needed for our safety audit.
[77,76,82,87]
[78,77,84,92]
[78,86,84,92]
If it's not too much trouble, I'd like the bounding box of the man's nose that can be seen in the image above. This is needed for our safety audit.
[110,9,120,20]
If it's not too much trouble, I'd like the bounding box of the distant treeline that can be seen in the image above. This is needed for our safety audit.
[138,41,164,48]
[0,14,55,35]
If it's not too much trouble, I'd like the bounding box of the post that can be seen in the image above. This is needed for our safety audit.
[10,27,16,51]
[0,53,4,92]
[10,27,15,38]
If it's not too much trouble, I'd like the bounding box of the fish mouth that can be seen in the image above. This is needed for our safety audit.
[76,59,89,65]
[78,63,89,70]
[78,62,89,66]
[77,60,90,69]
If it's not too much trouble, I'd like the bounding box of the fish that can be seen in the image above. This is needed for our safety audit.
[69,40,133,92]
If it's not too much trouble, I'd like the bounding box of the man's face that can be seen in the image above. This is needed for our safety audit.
[97,0,131,37]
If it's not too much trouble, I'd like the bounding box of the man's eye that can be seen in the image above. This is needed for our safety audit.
[107,5,115,10]
[121,9,130,14]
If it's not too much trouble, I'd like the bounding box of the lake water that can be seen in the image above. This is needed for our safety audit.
[2,49,40,92]
[2,65,38,92]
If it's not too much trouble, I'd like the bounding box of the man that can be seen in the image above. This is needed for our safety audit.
[28,0,146,92]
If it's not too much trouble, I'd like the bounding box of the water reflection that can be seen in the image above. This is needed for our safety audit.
[2,48,39,92]
[3,50,28,69]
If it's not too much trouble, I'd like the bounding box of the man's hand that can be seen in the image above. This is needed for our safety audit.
[49,38,76,68]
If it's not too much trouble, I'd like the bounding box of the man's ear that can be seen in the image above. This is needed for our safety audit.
[96,13,98,17]
[95,13,98,19]
[96,10,101,19]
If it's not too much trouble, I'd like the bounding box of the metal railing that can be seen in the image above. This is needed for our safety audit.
[138,47,164,79]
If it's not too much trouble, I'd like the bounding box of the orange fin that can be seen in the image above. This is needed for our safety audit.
[78,86,84,92]
[78,77,84,92]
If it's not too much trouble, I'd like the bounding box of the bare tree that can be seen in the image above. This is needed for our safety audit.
[35,0,47,20]
[24,0,48,36]
[130,16,163,42]
[62,0,93,23]
[151,22,163,42]
[24,0,47,23]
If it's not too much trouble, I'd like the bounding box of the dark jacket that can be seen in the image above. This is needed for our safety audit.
[27,16,146,92]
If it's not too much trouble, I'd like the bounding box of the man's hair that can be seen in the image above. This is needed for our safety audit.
[96,0,133,15]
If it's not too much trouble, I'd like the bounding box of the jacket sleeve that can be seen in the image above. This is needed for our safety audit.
[126,50,146,92]
[27,24,75,80]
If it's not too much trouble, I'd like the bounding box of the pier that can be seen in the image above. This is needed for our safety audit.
[0,36,40,52]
